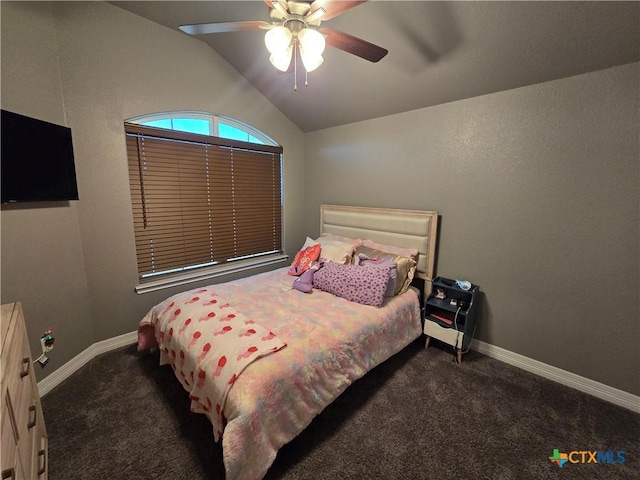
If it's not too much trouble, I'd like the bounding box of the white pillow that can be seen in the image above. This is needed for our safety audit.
[301,236,316,250]
[315,236,355,264]
[298,236,354,264]
[320,233,362,248]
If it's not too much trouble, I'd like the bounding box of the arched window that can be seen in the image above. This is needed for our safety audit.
[124,112,284,292]
[128,111,276,146]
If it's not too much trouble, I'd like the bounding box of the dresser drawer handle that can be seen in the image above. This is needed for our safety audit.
[37,449,47,476]
[19,357,30,378]
[28,405,37,429]
[1,468,15,480]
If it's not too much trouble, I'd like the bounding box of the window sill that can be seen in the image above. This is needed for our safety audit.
[134,254,289,295]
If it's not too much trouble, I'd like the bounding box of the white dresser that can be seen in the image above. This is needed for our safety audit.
[1,302,48,480]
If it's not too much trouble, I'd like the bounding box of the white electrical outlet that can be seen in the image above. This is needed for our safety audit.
[40,337,54,353]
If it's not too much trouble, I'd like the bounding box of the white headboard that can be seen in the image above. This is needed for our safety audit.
[320,205,439,295]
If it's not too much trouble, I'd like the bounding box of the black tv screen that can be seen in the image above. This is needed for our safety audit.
[1,109,79,203]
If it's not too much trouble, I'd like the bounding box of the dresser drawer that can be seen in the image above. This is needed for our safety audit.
[1,392,30,480]
[30,422,48,480]
[24,401,46,480]
[1,391,18,478]
[1,303,47,480]
[7,328,36,472]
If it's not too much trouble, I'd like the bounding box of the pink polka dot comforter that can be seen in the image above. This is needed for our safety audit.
[138,267,422,480]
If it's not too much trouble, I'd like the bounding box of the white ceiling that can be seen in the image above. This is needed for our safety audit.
[110,1,639,132]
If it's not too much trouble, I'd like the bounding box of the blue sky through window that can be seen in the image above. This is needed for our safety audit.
[173,118,209,135]
[219,123,265,145]
[137,113,271,146]
[143,118,209,136]
[144,119,172,130]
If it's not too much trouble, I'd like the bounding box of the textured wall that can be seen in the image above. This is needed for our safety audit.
[304,63,639,395]
[0,2,94,376]
[52,1,305,344]
[1,1,306,380]
[3,1,638,396]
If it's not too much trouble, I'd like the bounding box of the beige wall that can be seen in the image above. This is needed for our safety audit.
[304,63,639,395]
[1,2,94,373]
[2,1,638,397]
[1,1,306,379]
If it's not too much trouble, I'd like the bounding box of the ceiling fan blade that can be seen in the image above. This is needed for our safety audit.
[265,0,290,13]
[309,0,367,21]
[321,27,388,62]
[179,21,271,35]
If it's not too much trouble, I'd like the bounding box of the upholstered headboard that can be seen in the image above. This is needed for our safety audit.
[320,205,439,296]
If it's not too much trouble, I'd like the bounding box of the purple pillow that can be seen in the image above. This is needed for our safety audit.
[355,253,397,297]
[313,262,391,307]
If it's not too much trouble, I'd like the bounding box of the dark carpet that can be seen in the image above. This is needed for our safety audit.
[41,339,639,480]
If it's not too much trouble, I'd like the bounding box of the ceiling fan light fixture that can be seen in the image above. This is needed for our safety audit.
[265,26,292,55]
[298,27,325,72]
[298,28,325,56]
[179,1,388,88]
[300,51,323,72]
[269,46,293,72]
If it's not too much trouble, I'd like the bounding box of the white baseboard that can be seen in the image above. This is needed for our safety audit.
[38,331,639,414]
[37,330,138,397]
[472,339,640,414]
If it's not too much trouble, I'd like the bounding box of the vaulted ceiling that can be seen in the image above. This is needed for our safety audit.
[110,1,639,132]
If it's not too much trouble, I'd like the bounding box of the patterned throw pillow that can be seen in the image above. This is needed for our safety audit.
[353,245,416,295]
[312,262,391,307]
[355,253,397,297]
[288,244,321,276]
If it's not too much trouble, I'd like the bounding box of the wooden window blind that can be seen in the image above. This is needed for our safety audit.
[125,123,283,279]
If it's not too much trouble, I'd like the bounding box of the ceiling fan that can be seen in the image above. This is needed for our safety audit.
[179,0,388,88]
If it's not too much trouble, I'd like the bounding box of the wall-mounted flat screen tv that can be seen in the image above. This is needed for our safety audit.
[1,109,79,203]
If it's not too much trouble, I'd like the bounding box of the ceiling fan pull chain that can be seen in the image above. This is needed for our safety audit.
[293,41,298,91]
[305,69,309,87]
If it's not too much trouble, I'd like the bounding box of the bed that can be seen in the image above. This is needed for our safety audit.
[137,204,438,480]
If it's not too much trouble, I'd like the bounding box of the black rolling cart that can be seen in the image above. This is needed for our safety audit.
[423,276,479,363]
